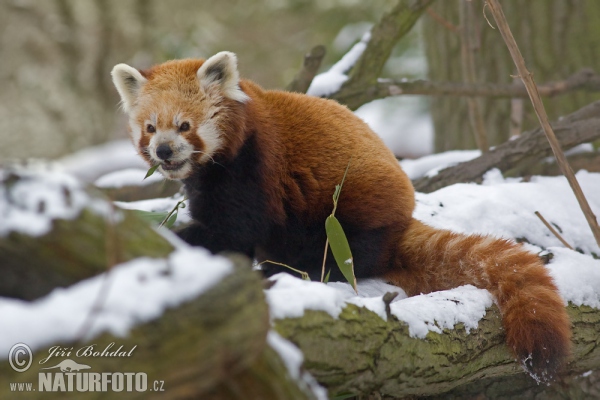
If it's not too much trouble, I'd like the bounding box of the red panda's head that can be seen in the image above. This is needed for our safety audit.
[111,52,250,180]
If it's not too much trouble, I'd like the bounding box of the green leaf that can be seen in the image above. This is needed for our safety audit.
[325,215,357,292]
[133,210,170,226]
[161,210,178,229]
[323,269,331,284]
[144,164,160,180]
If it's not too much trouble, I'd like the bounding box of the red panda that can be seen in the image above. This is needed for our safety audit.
[111,51,571,381]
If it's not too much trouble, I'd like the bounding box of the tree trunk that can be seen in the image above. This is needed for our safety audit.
[423,0,600,152]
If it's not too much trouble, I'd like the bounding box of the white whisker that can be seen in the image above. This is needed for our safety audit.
[191,150,222,167]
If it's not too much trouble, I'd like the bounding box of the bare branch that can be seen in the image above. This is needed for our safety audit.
[413,101,600,193]
[286,45,327,94]
[342,0,435,89]
[330,69,600,109]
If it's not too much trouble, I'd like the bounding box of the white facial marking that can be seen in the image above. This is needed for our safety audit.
[197,120,223,162]
[128,119,142,148]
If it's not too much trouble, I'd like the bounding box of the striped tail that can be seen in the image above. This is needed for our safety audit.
[384,218,571,381]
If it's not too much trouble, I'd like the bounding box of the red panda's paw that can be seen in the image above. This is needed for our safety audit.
[502,287,571,382]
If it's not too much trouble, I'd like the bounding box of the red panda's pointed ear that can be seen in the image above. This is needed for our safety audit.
[111,64,147,113]
[197,52,250,103]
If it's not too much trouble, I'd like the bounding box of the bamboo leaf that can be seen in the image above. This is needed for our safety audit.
[133,210,170,226]
[144,164,160,179]
[324,269,331,284]
[325,215,357,292]
[162,210,178,229]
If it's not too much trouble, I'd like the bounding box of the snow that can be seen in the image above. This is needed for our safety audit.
[115,195,192,226]
[548,247,600,309]
[266,273,492,338]
[266,170,600,339]
[57,140,146,182]
[355,96,434,158]
[94,167,165,189]
[389,286,493,338]
[307,32,370,97]
[416,170,600,255]
[267,331,328,400]
[0,167,113,237]
[399,149,481,180]
[0,246,233,354]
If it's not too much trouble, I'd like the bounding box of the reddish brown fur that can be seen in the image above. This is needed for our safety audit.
[385,220,571,379]
[123,57,571,381]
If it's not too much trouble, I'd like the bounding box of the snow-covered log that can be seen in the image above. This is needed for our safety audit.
[273,300,600,398]
[0,168,322,399]
[2,166,600,399]
[0,254,320,399]
[0,168,174,300]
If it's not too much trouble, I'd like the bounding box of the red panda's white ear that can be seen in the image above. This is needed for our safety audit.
[111,64,147,113]
[197,52,250,103]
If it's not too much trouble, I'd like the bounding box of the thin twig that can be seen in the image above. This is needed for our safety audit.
[257,260,310,281]
[426,7,460,33]
[486,0,600,248]
[534,211,573,250]
[321,237,329,282]
[159,197,187,228]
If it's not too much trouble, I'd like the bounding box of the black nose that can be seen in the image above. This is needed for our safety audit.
[156,144,173,160]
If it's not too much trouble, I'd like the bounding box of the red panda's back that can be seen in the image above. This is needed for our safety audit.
[246,82,415,231]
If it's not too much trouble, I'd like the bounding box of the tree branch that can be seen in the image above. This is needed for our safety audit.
[329,0,434,110]
[286,45,326,94]
[330,69,600,109]
[413,100,600,193]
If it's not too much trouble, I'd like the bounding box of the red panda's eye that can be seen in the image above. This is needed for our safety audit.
[179,122,190,132]
[146,124,156,133]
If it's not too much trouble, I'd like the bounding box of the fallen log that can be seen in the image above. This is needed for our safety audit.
[274,300,600,398]
[413,100,600,193]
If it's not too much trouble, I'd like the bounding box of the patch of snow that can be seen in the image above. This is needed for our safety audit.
[414,170,600,255]
[57,140,146,182]
[266,273,490,337]
[564,143,594,156]
[389,286,494,338]
[94,168,165,189]
[307,32,370,97]
[0,246,233,354]
[400,150,481,180]
[0,167,113,237]
[266,273,350,320]
[355,96,434,158]
[332,22,373,53]
[547,247,600,309]
[267,331,328,400]
[115,195,191,226]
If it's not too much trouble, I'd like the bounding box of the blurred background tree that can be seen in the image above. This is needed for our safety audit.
[424,0,600,152]
[2,0,600,161]
[0,0,417,160]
